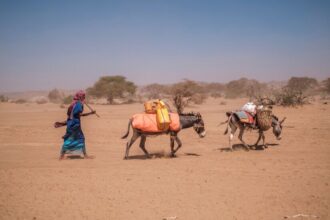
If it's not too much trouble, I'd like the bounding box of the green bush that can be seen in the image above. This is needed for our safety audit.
[87,75,137,104]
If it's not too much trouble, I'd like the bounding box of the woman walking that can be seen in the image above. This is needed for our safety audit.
[56,90,96,160]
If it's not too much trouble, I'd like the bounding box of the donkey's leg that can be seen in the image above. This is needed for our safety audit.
[172,136,182,157]
[261,132,268,148]
[228,125,237,151]
[139,135,150,158]
[251,131,262,149]
[170,135,175,157]
[124,131,140,159]
[238,128,250,151]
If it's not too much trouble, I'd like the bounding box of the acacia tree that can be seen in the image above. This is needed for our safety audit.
[286,77,318,94]
[170,80,206,113]
[140,83,170,99]
[274,77,318,106]
[87,76,136,104]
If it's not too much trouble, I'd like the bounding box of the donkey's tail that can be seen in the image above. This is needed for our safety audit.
[224,113,233,135]
[121,119,132,139]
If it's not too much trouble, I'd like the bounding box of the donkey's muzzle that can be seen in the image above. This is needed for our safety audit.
[199,131,206,138]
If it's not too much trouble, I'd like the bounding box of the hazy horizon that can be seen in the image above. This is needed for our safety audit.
[1,0,329,93]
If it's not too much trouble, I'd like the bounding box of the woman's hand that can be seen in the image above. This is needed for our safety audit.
[81,111,96,117]
[54,121,67,128]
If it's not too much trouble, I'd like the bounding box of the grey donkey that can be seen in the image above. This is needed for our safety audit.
[122,112,206,159]
[223,112,286,151]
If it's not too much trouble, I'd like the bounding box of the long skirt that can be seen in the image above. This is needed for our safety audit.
[61,123,86,155]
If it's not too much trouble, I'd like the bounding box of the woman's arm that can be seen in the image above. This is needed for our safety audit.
[54,121,67,128]
[81,110,96,117]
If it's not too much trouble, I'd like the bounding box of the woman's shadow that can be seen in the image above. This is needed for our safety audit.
[125,152,201,160]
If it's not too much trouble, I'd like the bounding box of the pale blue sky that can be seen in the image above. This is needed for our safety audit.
[0,0,329,92]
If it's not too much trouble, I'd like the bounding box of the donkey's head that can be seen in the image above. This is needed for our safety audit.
[193,112,206,138]
[271,115,286,140]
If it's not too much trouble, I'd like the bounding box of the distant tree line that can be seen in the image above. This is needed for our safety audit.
[42,75,330,108]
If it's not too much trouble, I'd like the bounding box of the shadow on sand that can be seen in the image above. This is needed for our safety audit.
[184,152,201,157]
[65,155,85,159]
[125,152,201,160]
[216,143,279,152]
[61,155,95,160]
[125,153,168,160]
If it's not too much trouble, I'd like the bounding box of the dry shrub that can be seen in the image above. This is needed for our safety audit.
[35,98,48,104]
[272,77,318,107]
[48,89,64,103]
[225,78,268,99]
[210,92,222,98]
[122,99,136,104]
[204,83,225,98]
[191,93,207,105]
[0,95,8,102]
[320,78,330,99]
[140,83,170,99]
[170,80,207,113]
[286,77,318,95]
[15,99,27,104]
[275,89,309,107]
[173,94,188,114]
[62,95,73,104]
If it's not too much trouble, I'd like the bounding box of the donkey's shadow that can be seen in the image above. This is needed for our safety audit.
[125,153,166,160]
[217,143,279,152]
[125,152,201,160]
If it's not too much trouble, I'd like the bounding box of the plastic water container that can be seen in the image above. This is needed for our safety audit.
[144,100,157,113]
[156,100,171,130]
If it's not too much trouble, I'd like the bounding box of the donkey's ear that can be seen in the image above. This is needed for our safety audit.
[280,117,286,125]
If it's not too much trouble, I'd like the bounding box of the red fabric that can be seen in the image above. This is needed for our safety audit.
[68,90,86,117]
[245,111,255,124]
[131,113,180,132]
[73,90,86,102]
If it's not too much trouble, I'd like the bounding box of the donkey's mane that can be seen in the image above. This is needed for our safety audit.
[272,115,279,121]
[179,112,199,116]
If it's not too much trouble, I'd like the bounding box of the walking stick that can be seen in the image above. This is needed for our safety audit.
[84,103,100,118]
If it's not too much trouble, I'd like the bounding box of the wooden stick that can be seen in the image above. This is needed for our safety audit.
[84,103,100,117]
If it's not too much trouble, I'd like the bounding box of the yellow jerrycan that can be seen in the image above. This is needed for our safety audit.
[156,100,171,131]
[144,100,157,113]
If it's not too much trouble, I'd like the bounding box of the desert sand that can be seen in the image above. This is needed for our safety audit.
[0,98,329,220]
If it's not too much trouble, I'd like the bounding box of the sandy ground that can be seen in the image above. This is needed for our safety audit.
[0,98,329,220]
